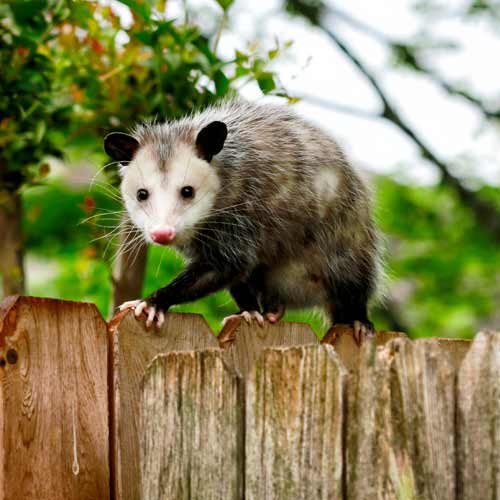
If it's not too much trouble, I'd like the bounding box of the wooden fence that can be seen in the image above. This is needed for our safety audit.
[0,295,497,500]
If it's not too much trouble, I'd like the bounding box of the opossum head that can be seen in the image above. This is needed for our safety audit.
[104,121,227,247]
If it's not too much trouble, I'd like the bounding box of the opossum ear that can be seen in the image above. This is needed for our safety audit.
[196,121,227,162]
[104,132,140,163]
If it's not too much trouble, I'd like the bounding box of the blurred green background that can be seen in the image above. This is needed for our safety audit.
[1,0,499,338]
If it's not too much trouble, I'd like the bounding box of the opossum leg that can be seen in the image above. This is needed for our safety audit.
[326,277,375,345]
[261,292,286,324]
[224,282,264,327]
[264,305,286,324]
[229,282,261,312]
[139,262,242,328]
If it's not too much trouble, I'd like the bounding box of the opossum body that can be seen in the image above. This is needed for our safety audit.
[104,100,381,338]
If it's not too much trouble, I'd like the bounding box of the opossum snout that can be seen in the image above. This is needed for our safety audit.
[150,226,176,245]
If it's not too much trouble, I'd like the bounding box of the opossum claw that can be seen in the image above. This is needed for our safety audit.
[146,306,156,328]
[157,311,165,329]
[250,310,265,326]
[118,299,142,311]
[222,310,265,327]
[119,299,165,330]
[134,301,149,318]
[353,320,375,345]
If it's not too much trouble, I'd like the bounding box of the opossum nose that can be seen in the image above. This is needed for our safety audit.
[151,226,176,245]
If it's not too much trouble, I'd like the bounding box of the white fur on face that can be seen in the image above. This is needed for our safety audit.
[121,144,220,246]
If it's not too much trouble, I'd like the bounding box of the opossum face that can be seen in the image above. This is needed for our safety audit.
[104,121,227,247]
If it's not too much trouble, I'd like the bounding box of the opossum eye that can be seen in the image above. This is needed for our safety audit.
[137,189,149,202]
[180,186,195,199]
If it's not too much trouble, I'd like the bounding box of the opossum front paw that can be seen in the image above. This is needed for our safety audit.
[118,299,166,330]
[352,320,375,345]
[222,310,265,327]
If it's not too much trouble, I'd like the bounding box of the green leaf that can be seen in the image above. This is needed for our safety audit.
[215,0,234,11]
[257,72,276,94]
[35,121,46,143]
[234,50,248,63]
[134,30,153,45]
[268,48,279,60]
[9,0,47,25]
[235,65,250,78]
[214,69,229,96]
[192,36,218,64]
[116,0,151,21]
[155,20,176,38]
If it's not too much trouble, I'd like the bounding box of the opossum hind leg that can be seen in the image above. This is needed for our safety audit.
[261,292,286,324]
[326,276,375,345]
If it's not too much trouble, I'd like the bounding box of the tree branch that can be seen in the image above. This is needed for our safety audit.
[427,73,500,120]
[297,93,382,119]
[327,3,500,121]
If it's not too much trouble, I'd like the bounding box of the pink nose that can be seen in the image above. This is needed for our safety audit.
[150,227,176,245]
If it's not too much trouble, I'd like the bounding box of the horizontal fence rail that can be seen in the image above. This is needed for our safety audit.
[0,295,496,500]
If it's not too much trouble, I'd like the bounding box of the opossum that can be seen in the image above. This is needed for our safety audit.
[104,100,381,340]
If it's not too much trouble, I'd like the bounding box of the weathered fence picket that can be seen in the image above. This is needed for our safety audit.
[0,296,109,500]
[321,324,406,371]
[140,350,242,500]
[245,345,346,500]
[346,338,456,500]
[109,310,218,500]
[457,331,500,499]
[218,316,319,377]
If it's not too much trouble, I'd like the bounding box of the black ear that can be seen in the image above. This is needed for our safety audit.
[104,132,140,162]
[195,121,227,162]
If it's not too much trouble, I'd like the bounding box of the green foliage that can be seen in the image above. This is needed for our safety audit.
[376,178,500,339]
[0,0,71,190]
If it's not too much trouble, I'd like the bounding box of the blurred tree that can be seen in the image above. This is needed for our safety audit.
[0,0,72,295]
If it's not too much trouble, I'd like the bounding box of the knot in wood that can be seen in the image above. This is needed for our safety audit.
[6,348,18,364]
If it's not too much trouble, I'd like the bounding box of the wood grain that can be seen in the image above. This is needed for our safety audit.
[218,317,319,378]
[140,350,243,500]
[435,337,471,369]
[0,296,109,500]
[321,324,406,372]
[346,337,456,500]
[245,345,346,500]
[109,310,219,500]
[457,330,500,500]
